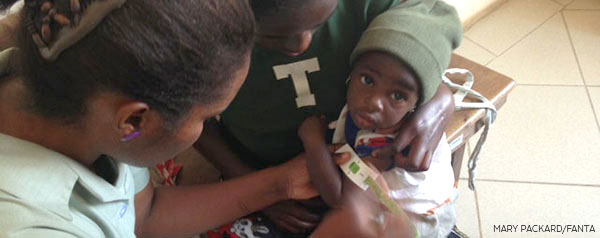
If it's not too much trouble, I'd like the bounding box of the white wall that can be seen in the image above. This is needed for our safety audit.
[444,0,506,27]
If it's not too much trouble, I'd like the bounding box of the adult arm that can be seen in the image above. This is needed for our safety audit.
[311,162,416,238]
[134,155,328,238]
[193,118,254,179]
[374,83,454,171]
[194,119,323,233]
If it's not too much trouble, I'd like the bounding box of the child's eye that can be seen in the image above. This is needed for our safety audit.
[360,76,374,86]
[391,92,407,101]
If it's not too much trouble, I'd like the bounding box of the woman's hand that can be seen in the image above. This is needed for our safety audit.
[268,146,350,233]
[311,162,416,238]
[276,154,318,200]
[277,145,350,200]
[373,84,454,172]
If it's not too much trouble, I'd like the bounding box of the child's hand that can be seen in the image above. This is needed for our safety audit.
[298,115,327,141]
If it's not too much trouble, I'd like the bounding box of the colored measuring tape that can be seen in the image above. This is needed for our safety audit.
[337,144,419,237]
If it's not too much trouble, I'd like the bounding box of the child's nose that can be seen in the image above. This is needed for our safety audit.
[365,94,384,113]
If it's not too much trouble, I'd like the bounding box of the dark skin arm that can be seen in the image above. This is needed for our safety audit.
[134,151,352,238]
[193,120,324,233]
[298,116,343,208]
[373,84,454,171]
[193,119,254,179]
[311,160,416,238]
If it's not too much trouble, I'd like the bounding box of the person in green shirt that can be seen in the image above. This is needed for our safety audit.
[0,0,413,237]
[195,0,457,236]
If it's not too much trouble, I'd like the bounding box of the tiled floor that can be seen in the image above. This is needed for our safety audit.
[454,0,600,237]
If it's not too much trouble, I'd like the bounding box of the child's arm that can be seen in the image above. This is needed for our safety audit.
[311,163,416,238]
[298,116,344,208]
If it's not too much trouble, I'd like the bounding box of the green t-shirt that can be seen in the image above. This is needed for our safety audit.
[222,0,422,168]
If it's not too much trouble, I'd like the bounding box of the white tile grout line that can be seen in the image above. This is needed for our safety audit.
[483,2,568,67]
[463,35,499,58]
[563,9,600,11]
[462,145,484,237]
[474,188,484,238]
[517,84,586,87]
[460,178,485,238]
[561,10,600,133]
[463,178,600,188]
[464,177,600,237]
[549,0,567,6]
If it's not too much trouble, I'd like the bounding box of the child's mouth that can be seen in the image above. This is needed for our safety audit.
[354,112,377,129]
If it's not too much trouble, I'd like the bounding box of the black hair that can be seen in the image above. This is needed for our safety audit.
[0,0,255,127]
[249,0,305,20]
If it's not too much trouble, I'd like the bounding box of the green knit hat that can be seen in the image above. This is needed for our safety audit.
[350,0,462,106]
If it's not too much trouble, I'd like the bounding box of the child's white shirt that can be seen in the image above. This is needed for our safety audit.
[331,105,455,215]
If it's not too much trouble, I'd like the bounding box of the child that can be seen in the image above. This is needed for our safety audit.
[299,2,462,237]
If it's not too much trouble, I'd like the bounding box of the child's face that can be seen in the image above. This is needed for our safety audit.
[347,52,420,131]
[255,0,338,56]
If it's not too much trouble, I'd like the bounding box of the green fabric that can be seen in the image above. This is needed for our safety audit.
[0,133,150,238]
[222,0,414,167]
[351,0,462,106]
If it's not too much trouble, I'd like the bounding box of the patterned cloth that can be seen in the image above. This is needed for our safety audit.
[202,215,288,238]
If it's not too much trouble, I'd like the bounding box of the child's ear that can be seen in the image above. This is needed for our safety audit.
[345,76,351,85]
[114,102,150,140]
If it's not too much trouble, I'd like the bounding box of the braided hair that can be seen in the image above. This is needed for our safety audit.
[0,0,255,127]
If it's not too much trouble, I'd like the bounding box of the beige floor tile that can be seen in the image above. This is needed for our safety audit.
[564,11,600,86]
[487,14,583,85]
[465,0,562,55]
[566,0,600,9]
[553,0,576,5]
[474,86,600,185]
[455,180,482,237]
[477,181,600,237]
[589,87,600,127]
[454,37,497,65]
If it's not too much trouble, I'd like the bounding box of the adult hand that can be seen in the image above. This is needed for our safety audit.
[268,146,350,233]
[311,162,416,238]
[277,147,348,200]
[372,84,454,172]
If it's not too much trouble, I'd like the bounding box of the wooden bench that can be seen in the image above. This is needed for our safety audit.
[445,54,516,182]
